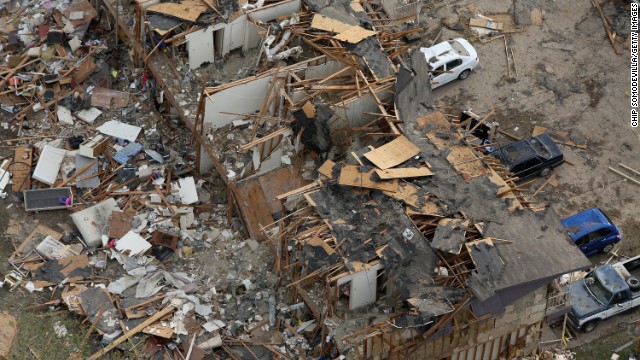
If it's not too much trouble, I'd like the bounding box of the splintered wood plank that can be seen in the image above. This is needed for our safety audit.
[310,14,352,33]
[318,160,336,179]
[305,236,336,255]
[339,165,398,192]
[532,125,587,149]
[333,26,377,43]
[11,145,32,192]
[468,18,504,31]
[375,167,433,180]
[487,169,523,212]
[363,136,420,170]
[147,2,206,22]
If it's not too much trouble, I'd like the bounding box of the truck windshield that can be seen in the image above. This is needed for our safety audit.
[584,272,613,305]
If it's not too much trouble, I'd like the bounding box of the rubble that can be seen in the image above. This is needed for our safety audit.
[0,0,624,357]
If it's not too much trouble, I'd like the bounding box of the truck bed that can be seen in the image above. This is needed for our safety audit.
[616,257,640,294]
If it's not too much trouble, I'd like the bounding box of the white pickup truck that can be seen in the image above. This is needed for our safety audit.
[568,255,640,332]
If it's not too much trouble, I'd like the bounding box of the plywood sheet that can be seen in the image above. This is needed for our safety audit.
[375,167,432,179]
[420,112,489,179]
[333,26,377,43]
[310,14,352,33]
[305,236,335,255]
[469,18,504,30]
[383,182,441,215]
[445,145,489,180]
[363,136,420,170]
[318,160,336,179]
[338,165,398,192]
[147,2,206,22]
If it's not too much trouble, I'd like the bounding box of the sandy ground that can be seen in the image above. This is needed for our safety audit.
[417,0,637,351]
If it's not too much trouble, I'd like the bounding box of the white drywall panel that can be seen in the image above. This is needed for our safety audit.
[248,0,301,22]
[186,27,214,69]
[337,263,383,310]
[305,60,346,79]
[203,75,272,128]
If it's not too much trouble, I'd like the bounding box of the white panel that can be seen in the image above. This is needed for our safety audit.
[33,145,66,186]
[482,341,492,360]
[475,344,483,360]
[229,15,247,51]
[335,263,383,310]
[203,76,272,128]
[248,0,301,22]
[305,60,347,79]
[186,27,214,69]
[491,337,501,359]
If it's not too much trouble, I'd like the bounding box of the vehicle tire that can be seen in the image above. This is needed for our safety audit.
[627,276,640,291]
[539,167,551,177]
[581,320,598,333]
[601,243,614,253]
[458,69,471,80]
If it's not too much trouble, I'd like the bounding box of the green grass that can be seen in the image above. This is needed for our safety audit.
[572,327,639,360]
[12,311,119,360]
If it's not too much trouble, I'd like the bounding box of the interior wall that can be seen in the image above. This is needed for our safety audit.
[332,89,393,129]
[248,0,301,22]
[203,75,273,129]
[337,263,383,310]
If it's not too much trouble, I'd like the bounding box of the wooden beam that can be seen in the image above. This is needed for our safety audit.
[55,159,97,188]
[591,0,621,55]
[88,306,175,360]
[609,167,640,185]
[529,174,556,199]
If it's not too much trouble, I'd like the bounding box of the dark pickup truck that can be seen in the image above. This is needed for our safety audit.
[492,133,564,179]
[568,255,640,332]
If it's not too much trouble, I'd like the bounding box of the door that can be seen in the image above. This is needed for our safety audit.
[580,228,613,254]
[605,291,632,317]
[446,58,464,78]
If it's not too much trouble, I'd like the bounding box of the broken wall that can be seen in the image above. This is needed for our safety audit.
[331,88,393,129]
[336,262,382,310]
[186,24,224,69]
[203,76,273,129]
[359,287,547,359]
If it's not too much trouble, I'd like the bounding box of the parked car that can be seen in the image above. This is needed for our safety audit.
[491,133,564,179]
[420,38,479,89]
[561,208,622,256]
[568,255,640,332]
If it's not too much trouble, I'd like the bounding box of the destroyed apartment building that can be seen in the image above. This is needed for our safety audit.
[0,0,598,358]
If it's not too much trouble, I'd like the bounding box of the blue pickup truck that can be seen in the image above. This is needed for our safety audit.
[568,255,640,332]
[561,208,622,256]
